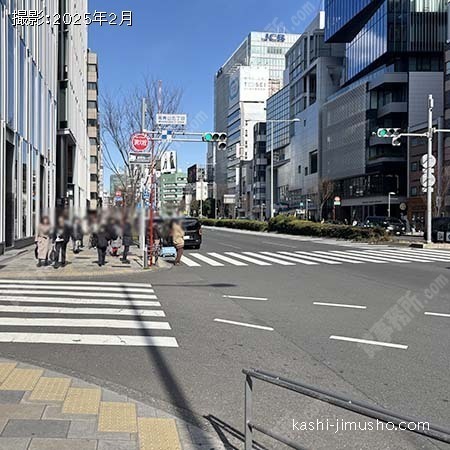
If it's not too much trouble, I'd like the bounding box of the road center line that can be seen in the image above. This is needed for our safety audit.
[313,302,367,310]
[214,318,274,331]
[425,312,450,318]
[223,295,268,301]
[330,335,408,350]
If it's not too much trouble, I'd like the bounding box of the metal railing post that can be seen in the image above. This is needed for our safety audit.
[245,374,253,450]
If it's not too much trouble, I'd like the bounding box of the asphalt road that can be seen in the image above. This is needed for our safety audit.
[0,228,449,449]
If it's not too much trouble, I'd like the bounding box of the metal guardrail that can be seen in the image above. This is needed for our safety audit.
[243,368,450,449]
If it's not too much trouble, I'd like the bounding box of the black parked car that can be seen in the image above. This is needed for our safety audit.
[431,217,450,243]
[364,216,406,235]
[181,217,202,249]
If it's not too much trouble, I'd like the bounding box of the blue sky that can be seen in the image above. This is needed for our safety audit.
[88,0,321,183]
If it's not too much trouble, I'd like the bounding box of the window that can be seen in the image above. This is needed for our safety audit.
[89,137,97,145]
[88,101,97,109]
[305,167,309,176]
[88,64,97,72]
[298,165,302,174]
[90,156,98,164]
[411,162,418,172]
[309,151,318,174]
[410,186,418,197]
[88,82,97,90]
[90,174,98,182]
[88,119,97,127]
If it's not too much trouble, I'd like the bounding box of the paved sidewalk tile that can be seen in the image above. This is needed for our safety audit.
[0,391,25,404]
[1,419,70,438]
[98,402,137,433]
[0,404,44,420]
[0,438,30,449]
[0,369,43,391]
[138,418,181,450]
[62,388,101,415]
[29,437,97,450]
[68,419,133,441]
[0,364,17,383]
[97,440,138,450]
[29,377,71,402]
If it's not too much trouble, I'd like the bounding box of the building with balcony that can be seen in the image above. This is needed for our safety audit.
[87,50,101,211]
[0,0,59,254]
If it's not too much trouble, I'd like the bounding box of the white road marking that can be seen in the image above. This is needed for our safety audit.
[0,290,157,300]
[189,253,224,267]
[224,253,271,266]
[0,333,179,347]
[353,250,417,263]
[0,280,152,288]
[312,252,365,264]
[329,251,389,264]
[0,284,155,294]
[362,249,433,263]
[223,295,268,301]
[313,302,367,310]
[260,252,318,266]
[214,318,274,331]
[208,253,248,266]
[0,305,165,317]
[329,335,408,350]
[389,249,450,261]
[424,312,450,318]
[181,255,201,267]
[0,317,171,330]
[0,296,160,307]
[243,252,295,266]
[291,252,342,265]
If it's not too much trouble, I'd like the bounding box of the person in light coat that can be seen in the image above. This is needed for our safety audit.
[170,218,185,265]
[35,216,51,267]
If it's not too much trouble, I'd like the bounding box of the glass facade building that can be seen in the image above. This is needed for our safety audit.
[0,0,59,253]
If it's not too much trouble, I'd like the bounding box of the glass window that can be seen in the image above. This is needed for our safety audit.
[22,141,28,236]
[7,18,15,128]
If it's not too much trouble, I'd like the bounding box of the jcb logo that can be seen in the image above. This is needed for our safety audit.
[262,33,286,43]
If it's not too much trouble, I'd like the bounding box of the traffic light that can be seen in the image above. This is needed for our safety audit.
[202,132,228,150]
[376,128,401,138]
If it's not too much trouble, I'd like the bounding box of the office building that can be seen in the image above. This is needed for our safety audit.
[321,0,446,222]
[0,1,59,254]
[158,171,187,216]
[211,31,301,216]
[56,0,89,212]
[87,50,101,211]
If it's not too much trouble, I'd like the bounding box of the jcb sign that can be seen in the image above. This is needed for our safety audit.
[262,33,286,42]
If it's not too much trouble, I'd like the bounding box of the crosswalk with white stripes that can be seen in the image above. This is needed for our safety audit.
[0,280,178,348]
[181,248,450,268]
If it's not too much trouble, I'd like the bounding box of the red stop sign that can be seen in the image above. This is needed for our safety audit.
[131,133,150,152]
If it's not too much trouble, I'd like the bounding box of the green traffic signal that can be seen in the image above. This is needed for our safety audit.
[203,133,213,142]
[378,129,388,137]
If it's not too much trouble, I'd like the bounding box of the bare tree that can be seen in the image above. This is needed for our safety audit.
[318,178,335,220]
[101,77,183,207]
[432,166,450,217]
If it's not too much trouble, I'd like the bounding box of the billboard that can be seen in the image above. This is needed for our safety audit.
[160,151,177,174]
[229,66,270,107]
[187,165,197,184]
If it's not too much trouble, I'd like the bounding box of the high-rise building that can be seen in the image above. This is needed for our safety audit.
[321,0,447,222]
[211,32,301,216]
[56,0,89,212]
[87,50,101,211]
[0,1,59,254]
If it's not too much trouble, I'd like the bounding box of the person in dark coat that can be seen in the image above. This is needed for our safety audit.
[71,217,83,253]
[52,216,71,269]
[93,223,111,267]
[121,218,133,264]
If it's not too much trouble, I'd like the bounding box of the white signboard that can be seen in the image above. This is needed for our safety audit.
[156,114,187,126]
[224,195,236,205]
[160,151,177,174]
[229,66,270,107]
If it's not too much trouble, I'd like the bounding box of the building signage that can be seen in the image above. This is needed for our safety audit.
[156,114,187,126]
[160,151,177,174]
[224,195,236,205]
[262,33,286,42]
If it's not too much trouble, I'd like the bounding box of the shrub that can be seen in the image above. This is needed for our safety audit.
[202,216,388,241]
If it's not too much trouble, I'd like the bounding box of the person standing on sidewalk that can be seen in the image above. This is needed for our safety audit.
[71,217,83,254]
[35,216,51,267]
[52,215,71,269]
[93,223,111,267]
[121,217,133,264]
[170,218,185,266]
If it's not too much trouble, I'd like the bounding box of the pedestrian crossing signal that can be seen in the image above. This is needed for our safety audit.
[202,132,227,150]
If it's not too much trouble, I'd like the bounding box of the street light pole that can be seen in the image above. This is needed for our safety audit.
[270,123,274,219]
[388,192,396,218]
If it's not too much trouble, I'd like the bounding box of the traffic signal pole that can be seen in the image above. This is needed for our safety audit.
[376,94,450,244]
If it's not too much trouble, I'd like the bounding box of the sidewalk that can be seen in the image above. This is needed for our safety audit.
[0,358,224,450]
[0,246,148,279]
